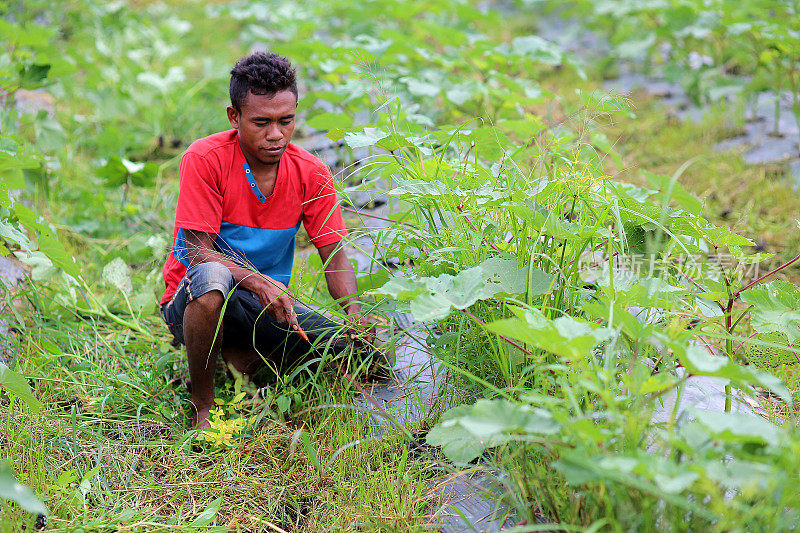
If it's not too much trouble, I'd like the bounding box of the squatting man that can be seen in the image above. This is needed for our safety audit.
[159,52,377,429]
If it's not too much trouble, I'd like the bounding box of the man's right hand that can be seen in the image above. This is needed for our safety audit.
[253,275,299,330]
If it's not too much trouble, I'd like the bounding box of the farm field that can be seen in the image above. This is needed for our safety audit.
[2,0,800,531]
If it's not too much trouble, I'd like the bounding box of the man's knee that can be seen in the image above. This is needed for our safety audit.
[188,289,225,314]
[186,261,235,304]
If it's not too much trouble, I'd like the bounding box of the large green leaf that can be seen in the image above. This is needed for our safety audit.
[372,256,528,321]
[37,234,80,278]
[6,202,79,278]
[703,458,773,492]
[470,126,509,161]
[427,399,559,463]
[96,156,157,188]
[740,280,800,344]
[502,35,564,65]
[0,460,47,515]
[541,215,611,243]
[18,62,50,85]
[102,257,133,296]
[33,114,65,153]
[424,404,485,464]
[387,179,513,205]
[344,127,389,149]
[692,409,781,447]
[0,218,33,251]
[670,214,754,247]
[401,76,441,97]
[129,161,158,187]
[643,170,703,216]
[487,307,615,360]
[97,155,129,186]
[0,362,42,412]
[13,250,57,281]
[669,341,791,404]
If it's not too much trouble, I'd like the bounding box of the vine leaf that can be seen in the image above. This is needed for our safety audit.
[740,280,800,344]
[487,306,615,360]
[372,256,529,321]
[102,257,133,296]
[344,127,389,149]
[426,399,559,463]
[0,362,42,412]
[693,409,781,447]
[668,341,791,404]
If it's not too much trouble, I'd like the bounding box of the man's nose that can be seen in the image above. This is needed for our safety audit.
[266,124,283,141]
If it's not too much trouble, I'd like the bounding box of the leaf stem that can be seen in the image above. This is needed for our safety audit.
[732,250,800,299]
[461,307,532,356]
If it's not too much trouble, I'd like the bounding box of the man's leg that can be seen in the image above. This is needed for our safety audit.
[221,344,268,378]
[237,292,355,370]
[184,289,225,429]
[294,306,392,378]
[162,262,238,429]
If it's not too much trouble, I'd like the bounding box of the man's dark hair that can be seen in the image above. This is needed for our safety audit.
[229,52,297,111]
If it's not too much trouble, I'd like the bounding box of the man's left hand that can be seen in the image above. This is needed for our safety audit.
[346,309,377,347]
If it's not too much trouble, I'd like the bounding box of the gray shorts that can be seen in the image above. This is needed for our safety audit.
[160,262,348,362]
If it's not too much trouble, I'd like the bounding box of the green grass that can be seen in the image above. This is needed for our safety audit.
[2,292,438,530]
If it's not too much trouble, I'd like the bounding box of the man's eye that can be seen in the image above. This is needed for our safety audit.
[280,120,293,126]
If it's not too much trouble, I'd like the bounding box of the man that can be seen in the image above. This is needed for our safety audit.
[160,52,371,428]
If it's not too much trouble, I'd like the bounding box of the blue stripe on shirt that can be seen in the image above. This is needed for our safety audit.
[172,221,301,286]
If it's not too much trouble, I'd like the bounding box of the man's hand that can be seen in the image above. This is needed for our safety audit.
[346,306,377,347]
[316,242,376,346]
[253,275,300,330]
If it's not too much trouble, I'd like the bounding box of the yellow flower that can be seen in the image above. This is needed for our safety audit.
[198,404,253,448]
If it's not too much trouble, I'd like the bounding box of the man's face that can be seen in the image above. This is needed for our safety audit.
[227,89,297,168]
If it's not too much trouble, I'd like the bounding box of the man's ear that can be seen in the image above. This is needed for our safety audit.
[227,106,240,128]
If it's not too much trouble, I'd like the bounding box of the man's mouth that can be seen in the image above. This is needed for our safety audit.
[262,146,284,155]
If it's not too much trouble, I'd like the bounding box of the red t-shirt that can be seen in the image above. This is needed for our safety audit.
[160,129,348,304]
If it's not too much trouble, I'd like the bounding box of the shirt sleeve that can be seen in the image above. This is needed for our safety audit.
[174,152,223,234]
[302,161,349,248]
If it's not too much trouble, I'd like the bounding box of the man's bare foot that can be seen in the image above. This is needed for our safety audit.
[193,406,213,430]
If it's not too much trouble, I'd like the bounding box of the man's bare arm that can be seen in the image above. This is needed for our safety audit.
[317,241,360,315]
[317,241,377,343]
[184,229,299,328]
